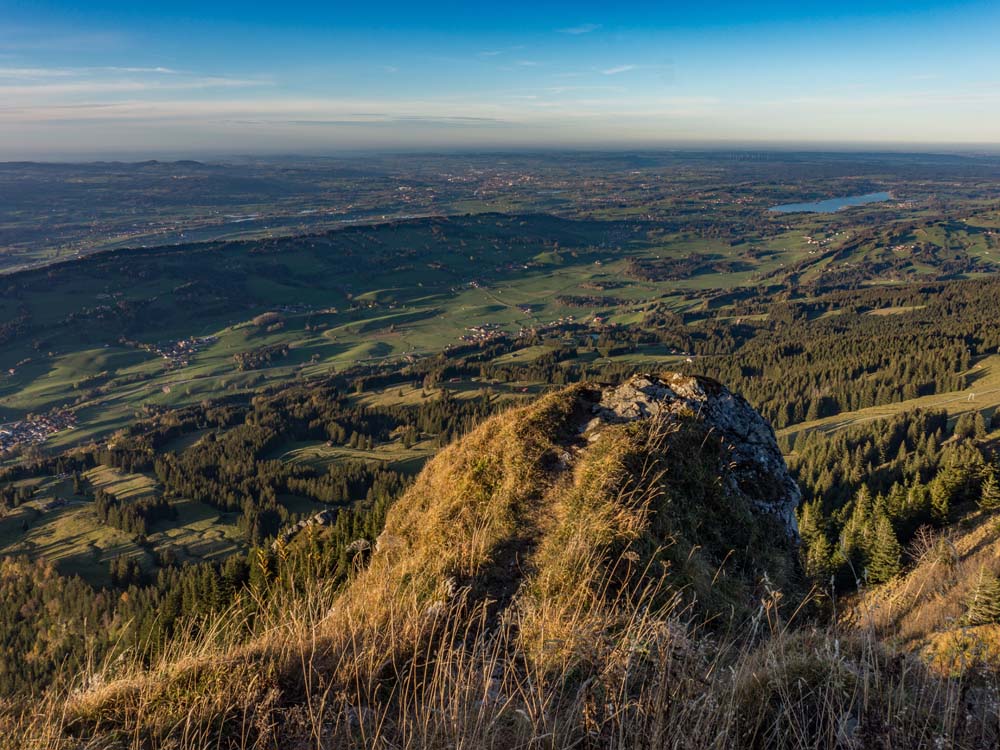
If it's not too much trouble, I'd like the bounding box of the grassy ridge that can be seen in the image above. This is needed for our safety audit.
[9,381,997,749]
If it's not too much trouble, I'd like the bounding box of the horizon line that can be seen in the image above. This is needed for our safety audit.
[6,140,1000,164]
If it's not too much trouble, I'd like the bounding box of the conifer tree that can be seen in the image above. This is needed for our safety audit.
[965,566,1000,626]
[866,512,902,584]
[954,413,975,441]
[854,485,874,519]
[974,412,987,439]
[907,481,933,524]
[980,466,1000,511]
[930,470,959,524]
[796,498,824,545]
[886,482,908,520]
[804,532,834,581]
[805,398,821,421]
[839,488,873,575]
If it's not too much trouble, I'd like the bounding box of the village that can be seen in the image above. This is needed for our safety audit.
[143,336,219,368]
[460,322,505,344]
[0,410,76,455]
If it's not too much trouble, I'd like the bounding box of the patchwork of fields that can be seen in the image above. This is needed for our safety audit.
[2,194,1000,588]
[4,207,997,457]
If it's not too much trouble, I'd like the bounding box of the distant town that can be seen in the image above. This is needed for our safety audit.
[0,411,76,455]
[141,336,219,368]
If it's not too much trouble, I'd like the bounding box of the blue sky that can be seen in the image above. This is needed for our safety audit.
[2,0,1000,157]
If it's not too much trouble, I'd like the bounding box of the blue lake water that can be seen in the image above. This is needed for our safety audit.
[769,191,892,214]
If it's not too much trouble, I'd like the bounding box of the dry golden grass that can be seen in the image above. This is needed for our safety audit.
[848,512,1000,649]
[6,384,1000,748]
[11,572,999,749]
[922,625,1000,676]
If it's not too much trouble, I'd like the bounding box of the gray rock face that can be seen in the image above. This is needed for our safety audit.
[273,508,339,548]
[583,373,801,539]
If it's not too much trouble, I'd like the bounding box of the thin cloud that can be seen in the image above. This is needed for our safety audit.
[0,96,520,124]
[0,66,183,79]
[0,64,272,101]
[0,76,270,99]
[477,46,525,58]
[0,67,79,78]
[104,66,178,74]
[545,85,626,94]
[602,65,636,76]
[558,23,601,35]
[283,115,506,127]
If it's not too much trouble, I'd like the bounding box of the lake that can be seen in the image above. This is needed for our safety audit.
[769,191,892,214]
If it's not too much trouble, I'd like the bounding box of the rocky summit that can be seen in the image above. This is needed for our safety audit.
[584,373,801,539]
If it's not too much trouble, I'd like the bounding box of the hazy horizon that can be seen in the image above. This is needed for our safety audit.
[9,142,1000,165]
[4,0,1000,158]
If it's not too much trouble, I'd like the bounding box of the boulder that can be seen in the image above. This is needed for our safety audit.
[584,373,800,539]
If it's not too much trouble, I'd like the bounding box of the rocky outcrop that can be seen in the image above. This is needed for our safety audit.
[582,373,800,539]
[272,508,338,549]
[281,373,801,553]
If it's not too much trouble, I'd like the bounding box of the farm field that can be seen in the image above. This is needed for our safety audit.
[2,151,1000,611]
[4,196,997,458]
[0,216,714,449]
[0,464,250,585]
[270,437,439,475]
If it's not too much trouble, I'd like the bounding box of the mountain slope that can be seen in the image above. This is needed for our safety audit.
[846,506,1000,673]
[17,375,998,749]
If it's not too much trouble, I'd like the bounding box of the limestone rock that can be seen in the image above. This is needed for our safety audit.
[584,373,800,539]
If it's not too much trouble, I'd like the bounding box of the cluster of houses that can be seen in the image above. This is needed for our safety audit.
[144,336,218,367]
[4,357,34,379]
[460,312,603,347]
[516,316,579,338]
[802,231,854,256]
[461,323,504,344]
[0,410,76,455]
[462,312,589,344]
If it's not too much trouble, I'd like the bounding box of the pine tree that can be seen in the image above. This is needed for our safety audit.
[840,488,872,566]
[886,482,908,520]
[907,481,933,524]
[974,412,987,439]
[866,512,902,584]
[805,398,821,422]
[980,467,1000,511]
[796,498,825,546]
[954,413,975,441]
[930,469,960,524]
[851,485,873,522]
[965,567,1000,626]
[804,533,834,581]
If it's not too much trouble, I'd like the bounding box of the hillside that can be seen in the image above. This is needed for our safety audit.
[846,505,1000,673]
[13,375,999,749]
[3,194,998,459]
